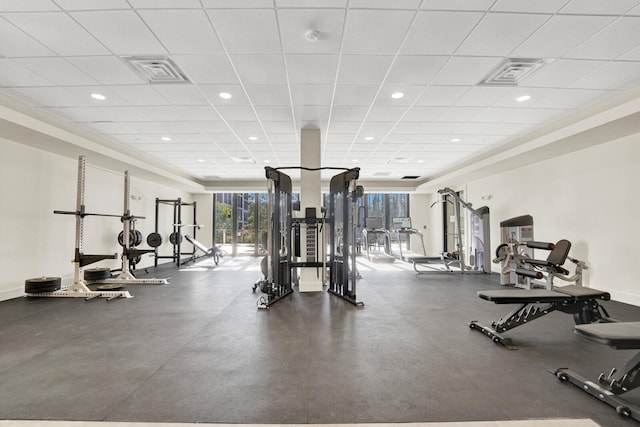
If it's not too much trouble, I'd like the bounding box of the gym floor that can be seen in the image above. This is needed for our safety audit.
[1,256,639,426]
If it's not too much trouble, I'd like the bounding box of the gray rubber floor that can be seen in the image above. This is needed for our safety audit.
[1,256,639,426]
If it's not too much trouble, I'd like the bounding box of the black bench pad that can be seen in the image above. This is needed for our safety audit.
[575,322,640,350]
[478,285,609,304]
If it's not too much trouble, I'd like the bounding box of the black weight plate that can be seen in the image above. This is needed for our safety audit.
[25,276,62,293]
[146,232,162,247]
[117,230,136,247]
[133,230,143,247]
[84,267,111,281]
[169,232,182,245]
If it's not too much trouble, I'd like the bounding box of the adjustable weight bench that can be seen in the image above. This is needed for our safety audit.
[184,235,222,265]
[469,284,612,349]
[553,322,640,421]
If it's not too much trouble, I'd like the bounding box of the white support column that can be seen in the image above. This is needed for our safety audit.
[299,128,323,292]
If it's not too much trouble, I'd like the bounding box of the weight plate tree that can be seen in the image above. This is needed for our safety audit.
[328,168,364,307]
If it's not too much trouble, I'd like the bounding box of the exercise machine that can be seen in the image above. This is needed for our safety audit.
[362,217,394,263]
[153,198,197,266]
[469,283,612,349]
[390,217,426,262]
[553,322,640,421]
[184,234,222,265]
[26,155,132,300]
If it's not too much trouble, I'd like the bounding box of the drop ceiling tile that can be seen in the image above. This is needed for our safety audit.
[70,11,166,55]
[255,106,294,121]
[261,122,296,133]
[230,55,286,84]
[0,17,55,57]
[402,11,483,55]
[45,106,147,122]
[55,0,130,9]
[385,56,448,85]
[457,13,550,57]
[471,107,565,124]
[151,85,210,105]
[621,44,640,60]
[128,0,202,8]
[374,85,424,106]
[13,57,97,85]
[421,0,495,11]
[431,56,503,85]
[329,106,369,122]
[276,0,346,7]
[565,17,640,60]
[139,10,223,54]
[207,9,280,54]
[342,9,415,54]
[215,105,257,121]
[277,9,345,54]
[491,0,569,13]
[351,0,420,8]
[437,107,482,122]
[359,122,397,134]
[172,54,239,84]
[203,0,273,7]
[0,59,51,86]
[530,88,613,109]
[108,85,168,105]
[0,0,59,11]
[454,86,514,107]
[560,0,640,15]
[336,55,394,84]
[67,56,145,85]
[414,86,470,106]
[136,106,182,121]
[285,54,339,84]
[5,12,110,56]
[402,106,445,122]
[290,84,333,106]
[332,85,378,105]
[199,84,250,105]
[244,84,291,105]
[366,106,409,122]
[569,61,640,90]
[492,87,556,107]
[524,59,606,88]
[176,106,222,121]
[512,15,616,58]
[326,122,361,133]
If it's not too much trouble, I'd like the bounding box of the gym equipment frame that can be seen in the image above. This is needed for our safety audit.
[328,168,364,307]
[469,284,612,349]
[553,322,640,422]
[154,198,197,266]
[27,155,132,300]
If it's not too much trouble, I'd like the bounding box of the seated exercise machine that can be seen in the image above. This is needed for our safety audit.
[494,239,588,290]
[362,217,394,263]
[470,241,610,348]
[553,322,640,421]
[184,234,223,265]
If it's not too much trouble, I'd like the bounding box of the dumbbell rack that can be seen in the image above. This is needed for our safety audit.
[28,155,133,300]
[95,170,169,286]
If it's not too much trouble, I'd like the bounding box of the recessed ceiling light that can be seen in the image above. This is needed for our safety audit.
[263,159,270,163]
[91,93,106,100]
[364,136,374,141]
[197,159,205,163]
[451,138,461,142]
[248,136,258,141]
[516,95,531,102]
[161,136,171,141]
[391,92,404,99]
[417,159,424,163]
[352,159,359,163]
[219,92,232,99]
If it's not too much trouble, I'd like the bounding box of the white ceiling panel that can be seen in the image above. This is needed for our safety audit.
[70,11,166,55]
[332,85,378,106]
[215,106,257,121]
[5,12,109,56]
[54,0,131,10]
[67,56,145,85]
[385,56,448,85]
[472,107,565,124]
[336,55,394,85]
[172,55,239,84]
[560,0,640,15]
[402,106,445,122]
[295,106,329,123]
[437,107,482,122]
[207,9,280,54]
[402,11,483,55]
[139,10,223,54]
[277,9,345,54]
[175,106,221,121]
[530,88,613,109]
[421,0,496,11]
[130,0,202,8]
[367,107,409,122]
[0,59,53,86]
[524,59,606,88]
[290,84,333,106]
[329,106,368,122]
[276,0,347,7]
[565,17,640,60]
[244,84,291,105]
[491,0,569,13]
[374,85,425,106]
[285,54,339,84]
[350,0,421,8]
[512,15,616,59]
[203,0,273,7]
[454,86,514,107]
[152,85,210,106]
[13,57,97,85]
[0,17,55,57]
[414,86,469,107]
[342,9,415,54]
[199,84,250,105]
[0,0,59,12]
[255,106,294,121]
[431,56,503,85]
[456,13,550,57]
[109,85,168,106]
[230,55,287,84]
[569,61,640,90]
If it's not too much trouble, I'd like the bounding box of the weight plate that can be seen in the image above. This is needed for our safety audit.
[146,232,162,248]
[25,276,62,293]
[84,267,111,281]
[169,232,182,245]
[117,230,136,247]
[133,230,143,247]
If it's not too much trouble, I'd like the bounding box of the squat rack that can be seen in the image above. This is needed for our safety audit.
[154,198,197,266]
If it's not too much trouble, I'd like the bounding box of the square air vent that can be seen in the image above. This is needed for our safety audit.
[401,176,419,180]
[479,58,544,86]
[123,56,190,84]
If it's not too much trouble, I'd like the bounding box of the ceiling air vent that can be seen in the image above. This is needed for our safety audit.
[401,176,419,180]
[124,56,190,84]
[233,156,256,164]
[479,58,544,86]
[373,172,391,177]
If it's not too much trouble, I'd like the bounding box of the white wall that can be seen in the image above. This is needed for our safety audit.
[0,139,196,301]
[461,134,640,305]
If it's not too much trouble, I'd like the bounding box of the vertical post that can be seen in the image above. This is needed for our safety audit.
[74,155,87,284]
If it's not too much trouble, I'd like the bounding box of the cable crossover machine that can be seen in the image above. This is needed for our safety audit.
[253,166,364,309]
